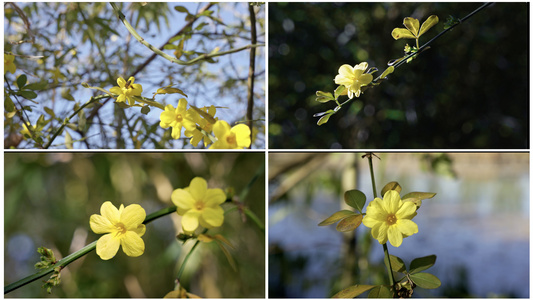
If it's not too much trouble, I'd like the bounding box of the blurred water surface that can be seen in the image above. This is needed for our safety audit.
[269,153,529,297]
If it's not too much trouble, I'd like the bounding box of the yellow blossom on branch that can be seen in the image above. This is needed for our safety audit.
[4,54,16,74]
[109,76,143,106]
[159,98,196,140]
[362,190,418,247]
[209,120,251,149]
[334,62,373,99]
[185,105,218,147]
[171,177,226,233]
[89,201,146,260]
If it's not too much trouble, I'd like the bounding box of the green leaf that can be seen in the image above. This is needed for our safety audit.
[77,109,86,132]
[315,90,334,103]
[25,81,49,91]
[409,255,436,274]
[16,74,27,89]
[368,285,394,298]
[344,189,366,213]
[174,5,189,13]
[402,192,436,208]
[389,255,407,273]
[65,130,73,149]
[419,15,439,36]
[155,86,188,98]
[141,105,150,115]
[335,214,363,232]
[334,85,345,100]
[380,181,402,197]
[44,107,55,118]
[316,110,334,126]
[318,210,356,226]
[409,272,441,289]
[61,88,75,101]
[4,96,15,112]
[378,66,394,80]
[18,90,38,100]
[332,284,375,298]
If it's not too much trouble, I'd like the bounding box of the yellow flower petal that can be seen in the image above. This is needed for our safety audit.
[205,188,226,206]
[121,204,146,229]
[96,233,121,260]
[200,207,224,228]
[182,210,201,232]
[109,86,122,95]
[213,120,231,139]
[387,225,403,247]
[172,189,196,210]
[100,201,120,224]
[117,77,127,88]
[189,177,208,200]
[90,214,114,234]
[232,124,251,147]
[120,231,145,257]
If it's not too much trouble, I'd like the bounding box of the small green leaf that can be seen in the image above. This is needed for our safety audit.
[335,214,363,232]
[174,5,189,13]
[402,192,436,208]
[344,189,366,213]
[380,181,402,197]
[315,90,334,103]
[334,85,346,100]
[25,81,49,90]
[318,210,356,226]
[65,130,73,149]
[18,90,38,100]
[409,255,436,274]
[378,66,395,80]
[368,285,394,298]
[317,113,333,126]
[332,284,375,298]
[61,88,75,101]
[16,74,27,89]
[4,96,15,112]
[155,86,188,98]
[77,109,86,132]
[44,107,55,118]
[409,272,441,289]
[389,255,407,273]
[141,105,150,115]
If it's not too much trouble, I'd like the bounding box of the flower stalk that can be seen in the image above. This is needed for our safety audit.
[365,153,396,292]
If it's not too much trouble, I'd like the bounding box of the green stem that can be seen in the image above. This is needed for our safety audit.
[4,205,177,294]
[176,229,207,280]
[365,154,396,291]
[110,2,264,66]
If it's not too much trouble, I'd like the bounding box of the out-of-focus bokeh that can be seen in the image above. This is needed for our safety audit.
[5,152,265,298]
[269,153,529,297]
[268,3,528,149]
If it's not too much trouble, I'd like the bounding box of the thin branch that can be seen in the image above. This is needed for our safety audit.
[246,4,257,147]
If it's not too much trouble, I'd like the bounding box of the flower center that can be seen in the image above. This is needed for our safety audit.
[226,133,237,145]
[115,222,127,235]
[175,114,183,123]
[195,201,205,211]
[386,214,397,225]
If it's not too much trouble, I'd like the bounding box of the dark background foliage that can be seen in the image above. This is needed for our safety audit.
[268,3,529,149]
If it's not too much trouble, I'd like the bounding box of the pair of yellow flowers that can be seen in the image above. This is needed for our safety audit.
[89,177,225,260]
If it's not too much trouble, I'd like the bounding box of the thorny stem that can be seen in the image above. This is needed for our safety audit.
[365,153,396,292]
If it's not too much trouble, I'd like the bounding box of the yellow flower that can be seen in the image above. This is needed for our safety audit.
[334,63,373,99]
[362,190,418,247]
[89,201,146,260]
[109,76,143,106]
[159,98,196,140]
[171,177,226,233]
[209,120,251,149]
[185,105,218,147]
[392,15,439,40]
[4,54,16,75]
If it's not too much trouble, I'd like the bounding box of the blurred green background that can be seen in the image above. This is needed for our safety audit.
[268,3,529,149]
[4,152,265,297]
[269,152,529,297]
